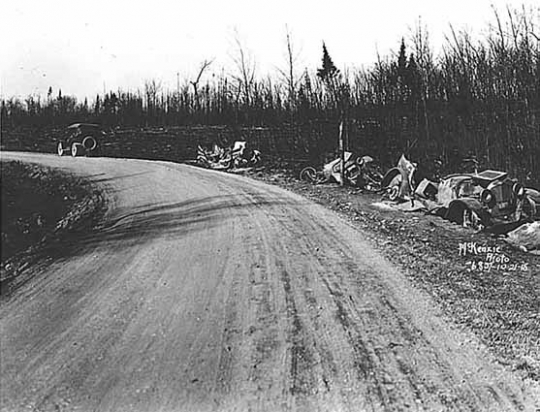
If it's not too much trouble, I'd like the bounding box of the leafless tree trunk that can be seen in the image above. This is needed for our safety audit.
[191,59,214,111]
[277,25,301,107]
[144,79,162,124]
[230,30,257,105]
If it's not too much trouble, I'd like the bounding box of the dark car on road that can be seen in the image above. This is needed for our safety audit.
[57,123,104,157]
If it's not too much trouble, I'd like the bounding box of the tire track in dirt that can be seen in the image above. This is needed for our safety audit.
[230,183,538,411]
[1,153,538,412]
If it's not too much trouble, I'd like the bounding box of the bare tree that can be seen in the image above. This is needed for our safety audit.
[230,29,257,105]
[191,59,214,110]
[144,79,162,124]
[144,79,162,108]
[409,20,433,142]
[277,25,302,106]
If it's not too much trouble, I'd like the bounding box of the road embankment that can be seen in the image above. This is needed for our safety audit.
[1,158,105,295]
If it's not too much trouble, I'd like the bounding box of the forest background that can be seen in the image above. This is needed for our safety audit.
[2,7,539,187]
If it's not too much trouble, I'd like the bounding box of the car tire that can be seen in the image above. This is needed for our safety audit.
[387,175,402,201]
[82,136,97,151]
[57,142,65,156]
[71,143,83,157]
[388,185,400,201]
[300,167,317,183]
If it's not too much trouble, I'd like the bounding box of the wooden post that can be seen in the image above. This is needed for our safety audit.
[339,120,344,186]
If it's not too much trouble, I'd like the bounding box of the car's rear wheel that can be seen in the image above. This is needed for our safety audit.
[57,142,65,156]
[82,136,97,151]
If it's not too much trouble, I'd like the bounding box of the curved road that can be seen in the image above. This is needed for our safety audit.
[1,152,538,412]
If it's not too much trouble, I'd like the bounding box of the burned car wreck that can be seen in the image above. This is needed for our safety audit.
[197,141,261,170]
[300,152,383,190]
[380,154,539,231]
[57,123,105,157]
[435,170,539,230]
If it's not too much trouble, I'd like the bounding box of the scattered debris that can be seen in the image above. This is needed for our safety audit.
[371,202,396,211]
[505,221,540,254]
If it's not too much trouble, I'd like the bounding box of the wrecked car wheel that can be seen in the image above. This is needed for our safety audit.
[388,185,400,201]
[386,175,402,201]
[446,203,484,230]
[300,167,317,183]
[463,208,482,229]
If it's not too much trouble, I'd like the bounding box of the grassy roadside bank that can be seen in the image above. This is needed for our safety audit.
[0,160,105,296]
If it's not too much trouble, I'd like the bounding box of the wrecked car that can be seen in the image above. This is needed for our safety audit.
[57,123,104,157]
[197,144,229,169]
[230,141,261,168]
[436,170,539,230]
[300,152,382,189]
[381,155,422,201]
[197,141,261,170]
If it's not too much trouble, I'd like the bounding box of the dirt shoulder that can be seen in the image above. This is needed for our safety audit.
[0,160,106,296]
[242,162,540,383]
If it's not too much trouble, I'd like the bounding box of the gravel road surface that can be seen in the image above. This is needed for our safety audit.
[1,152,538,412]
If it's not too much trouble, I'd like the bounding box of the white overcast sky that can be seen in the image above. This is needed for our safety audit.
[1,0,538,100]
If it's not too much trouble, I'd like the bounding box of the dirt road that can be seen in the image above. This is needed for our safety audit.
[1,152,538,412]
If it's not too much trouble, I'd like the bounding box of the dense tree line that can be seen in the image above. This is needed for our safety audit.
[2,7,539,180]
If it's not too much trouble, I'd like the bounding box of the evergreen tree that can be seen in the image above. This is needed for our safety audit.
[406,53,422,99]
[94,94,101,115]
[303,69,312,93]
[317,42,339,82]
[397,38,407,77]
